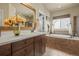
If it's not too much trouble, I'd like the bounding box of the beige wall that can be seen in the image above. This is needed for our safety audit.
[0,3,9,26]
[9,4,16,17]
[52,6,79,17]
[31,3,50,18]
[50,6,79,35]
[0,3,9,18]
[0,3,16,26]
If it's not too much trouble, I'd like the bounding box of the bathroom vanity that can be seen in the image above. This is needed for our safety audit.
[0,32,47,56]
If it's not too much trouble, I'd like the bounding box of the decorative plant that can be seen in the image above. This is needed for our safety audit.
[4,15,26,36]
[4,15,26,26]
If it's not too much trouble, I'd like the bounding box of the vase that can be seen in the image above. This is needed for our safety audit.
[13,24,20,36]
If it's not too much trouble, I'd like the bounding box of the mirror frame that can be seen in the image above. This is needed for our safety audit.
[20,3,36,31]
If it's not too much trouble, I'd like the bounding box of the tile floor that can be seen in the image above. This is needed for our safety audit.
[43,47,72,56]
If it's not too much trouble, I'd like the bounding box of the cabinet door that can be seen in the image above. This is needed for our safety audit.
[12,48,26,56]
[25,38,34,56]
[34,36,42,56]
[0,44,11,56]
[25,38,33,46]
[12,40,25,52]
[41,36,47,55]
[25,44,34,56]
[12,40,26,56]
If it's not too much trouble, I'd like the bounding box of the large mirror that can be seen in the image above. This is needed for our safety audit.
[0,3,36,31]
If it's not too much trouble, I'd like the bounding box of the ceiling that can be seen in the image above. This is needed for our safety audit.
[42,3,79,12]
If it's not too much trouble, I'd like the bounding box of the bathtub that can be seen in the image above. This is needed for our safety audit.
[46,34,79,40]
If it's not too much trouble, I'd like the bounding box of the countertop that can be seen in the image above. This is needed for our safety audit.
[0,31,46,46]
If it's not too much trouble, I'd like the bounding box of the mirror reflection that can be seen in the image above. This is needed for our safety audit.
[0,3,35,30]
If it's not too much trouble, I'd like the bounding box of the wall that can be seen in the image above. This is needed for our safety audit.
[52,6,79,17]
[0,3,9,26]
[76,16,79,36]
[31,3,50,32]
[31,3,50,18]
[0,4,16,26]
[9,4,16,17]
[50,6,79,35]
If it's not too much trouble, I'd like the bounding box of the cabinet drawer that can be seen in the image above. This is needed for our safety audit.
[26,38,33,46]
[12,48,26,56]
[12,40,25,52]
[25,44,34,56]
[0,44,11,56]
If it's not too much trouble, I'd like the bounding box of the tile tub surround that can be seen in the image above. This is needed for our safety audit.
[46,34,79,40]
[0,30,46,46]
[46,35,79,56]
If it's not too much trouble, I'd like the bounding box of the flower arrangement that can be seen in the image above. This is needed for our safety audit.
[4,15,26,36]
[4,15,26,27]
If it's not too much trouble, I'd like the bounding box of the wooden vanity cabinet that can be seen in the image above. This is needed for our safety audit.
[34,35,46,56]
[25,38,34,56]
[12,40,26,52]
[25,43,34,56]
[0,44,11,56]
[12,48,26,56]
[12,38,34,56]
[12,40,26,56]
[0,35,46,56]
[41,36,47,55]
[34,36,41,56]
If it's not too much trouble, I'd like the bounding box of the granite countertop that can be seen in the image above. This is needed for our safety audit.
[0,31,46,46]
[46,34,79,40]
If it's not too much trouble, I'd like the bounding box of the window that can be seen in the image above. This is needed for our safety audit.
[52,18,70,30]
[52,17,71,34]
[53,19,61,29]
[52,14,71,34]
